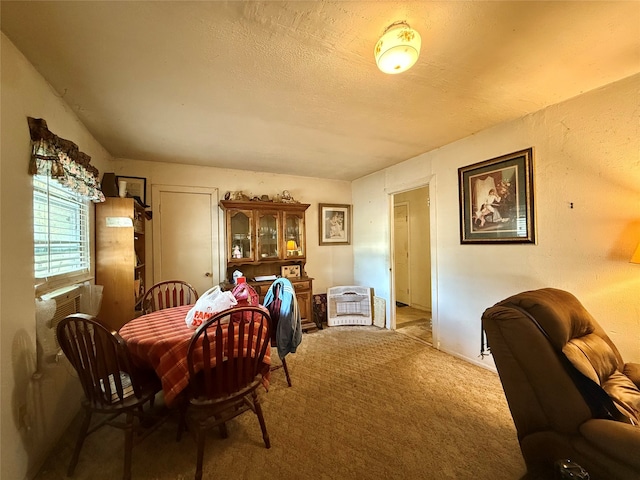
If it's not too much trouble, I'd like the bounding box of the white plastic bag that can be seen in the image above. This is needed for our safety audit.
[185,286,237,329]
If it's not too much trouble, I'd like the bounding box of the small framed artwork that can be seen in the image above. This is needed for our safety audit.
[458,148,535,244]
[319,203,351,246]
[281,264,301,278]
[116,176,147,204]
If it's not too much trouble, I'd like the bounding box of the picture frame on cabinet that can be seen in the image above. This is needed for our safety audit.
[458,148,535,244]
[319,203,351,245]
[281,264,301,278]
[116,176,147,204]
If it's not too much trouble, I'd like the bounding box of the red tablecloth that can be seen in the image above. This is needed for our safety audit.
[119,305,271,407]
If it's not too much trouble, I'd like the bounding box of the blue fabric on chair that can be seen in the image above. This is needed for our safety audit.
[263,278,302,358]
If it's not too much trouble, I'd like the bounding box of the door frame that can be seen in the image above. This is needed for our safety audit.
[151,184,220,288]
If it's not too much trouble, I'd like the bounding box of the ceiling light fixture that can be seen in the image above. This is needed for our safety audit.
[374,21,421,74]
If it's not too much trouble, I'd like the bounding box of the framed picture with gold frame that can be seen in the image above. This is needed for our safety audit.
[319,203,351,245]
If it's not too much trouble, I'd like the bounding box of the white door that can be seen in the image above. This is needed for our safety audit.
[151,185,219,296]
[394,203,410,305]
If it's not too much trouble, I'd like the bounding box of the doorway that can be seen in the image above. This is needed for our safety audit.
[151,185,220,296]
[393,186,432,345]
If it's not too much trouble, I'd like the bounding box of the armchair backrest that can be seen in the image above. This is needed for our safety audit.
[483,296,591,437]
[483,288,639,437]
[499,288,624,369]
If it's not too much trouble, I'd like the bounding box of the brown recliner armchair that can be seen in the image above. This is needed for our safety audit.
[482,288,640,480]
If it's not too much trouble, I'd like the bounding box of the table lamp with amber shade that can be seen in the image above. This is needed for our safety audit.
[286,240,298,256]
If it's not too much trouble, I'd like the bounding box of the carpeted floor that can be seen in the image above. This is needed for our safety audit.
[34,326,526,480]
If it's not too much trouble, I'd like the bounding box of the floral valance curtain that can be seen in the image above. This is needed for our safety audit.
[27,117,105,202]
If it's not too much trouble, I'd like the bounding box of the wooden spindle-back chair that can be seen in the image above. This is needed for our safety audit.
[141,280,199,314]
[56,314,162,480]
[181,306,271,480]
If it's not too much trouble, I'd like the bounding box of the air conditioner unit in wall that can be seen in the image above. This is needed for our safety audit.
[327,286,373,326]
[36,286,82,366]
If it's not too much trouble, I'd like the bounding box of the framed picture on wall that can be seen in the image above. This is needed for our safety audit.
[319,203,351,245]
[458,148,535,244]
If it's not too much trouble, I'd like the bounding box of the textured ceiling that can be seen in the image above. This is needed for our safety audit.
[2,1,639,180]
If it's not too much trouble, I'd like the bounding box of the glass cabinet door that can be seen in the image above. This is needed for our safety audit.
[228,210,253,261]
[283,211,305,258]
[257,211,279,260]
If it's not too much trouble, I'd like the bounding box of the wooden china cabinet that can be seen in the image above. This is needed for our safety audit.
[219,200,317,332]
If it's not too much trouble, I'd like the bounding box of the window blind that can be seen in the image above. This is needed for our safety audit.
[33,175,90,280]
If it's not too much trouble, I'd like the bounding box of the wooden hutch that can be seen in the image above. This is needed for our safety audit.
[95,197,146,331]
[219,199,317,332]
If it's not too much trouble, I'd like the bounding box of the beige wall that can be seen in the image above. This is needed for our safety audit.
[1,34,114,480]
[111,158,354,294]
[354,73,640,367]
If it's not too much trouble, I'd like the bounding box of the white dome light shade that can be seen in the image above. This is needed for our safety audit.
[374,22,421,74]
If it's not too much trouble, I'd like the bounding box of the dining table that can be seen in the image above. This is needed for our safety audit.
[118,304,271,407]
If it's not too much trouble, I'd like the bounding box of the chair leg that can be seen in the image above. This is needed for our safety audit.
[67,409,92,476]
[252,390,271,449]
[123,412,134,480]
[194,425,206,480]
[281,356,292,387]
[176,395,190,442]
[176,407,186,442]
[216,414,228,439]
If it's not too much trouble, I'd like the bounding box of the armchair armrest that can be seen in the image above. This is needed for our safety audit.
[623,363,640,389]
[580,418,640,470]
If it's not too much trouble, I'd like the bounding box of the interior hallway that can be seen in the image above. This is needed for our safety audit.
[395,304,432,345]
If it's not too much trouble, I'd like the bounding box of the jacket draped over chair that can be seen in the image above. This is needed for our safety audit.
[263,278,302,358]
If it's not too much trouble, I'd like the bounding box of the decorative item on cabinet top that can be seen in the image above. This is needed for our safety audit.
[101,173,152,218]
[223,190,301,204]
[116,176,147,205]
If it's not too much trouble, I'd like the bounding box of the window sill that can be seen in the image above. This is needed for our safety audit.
[35,272,93,297]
